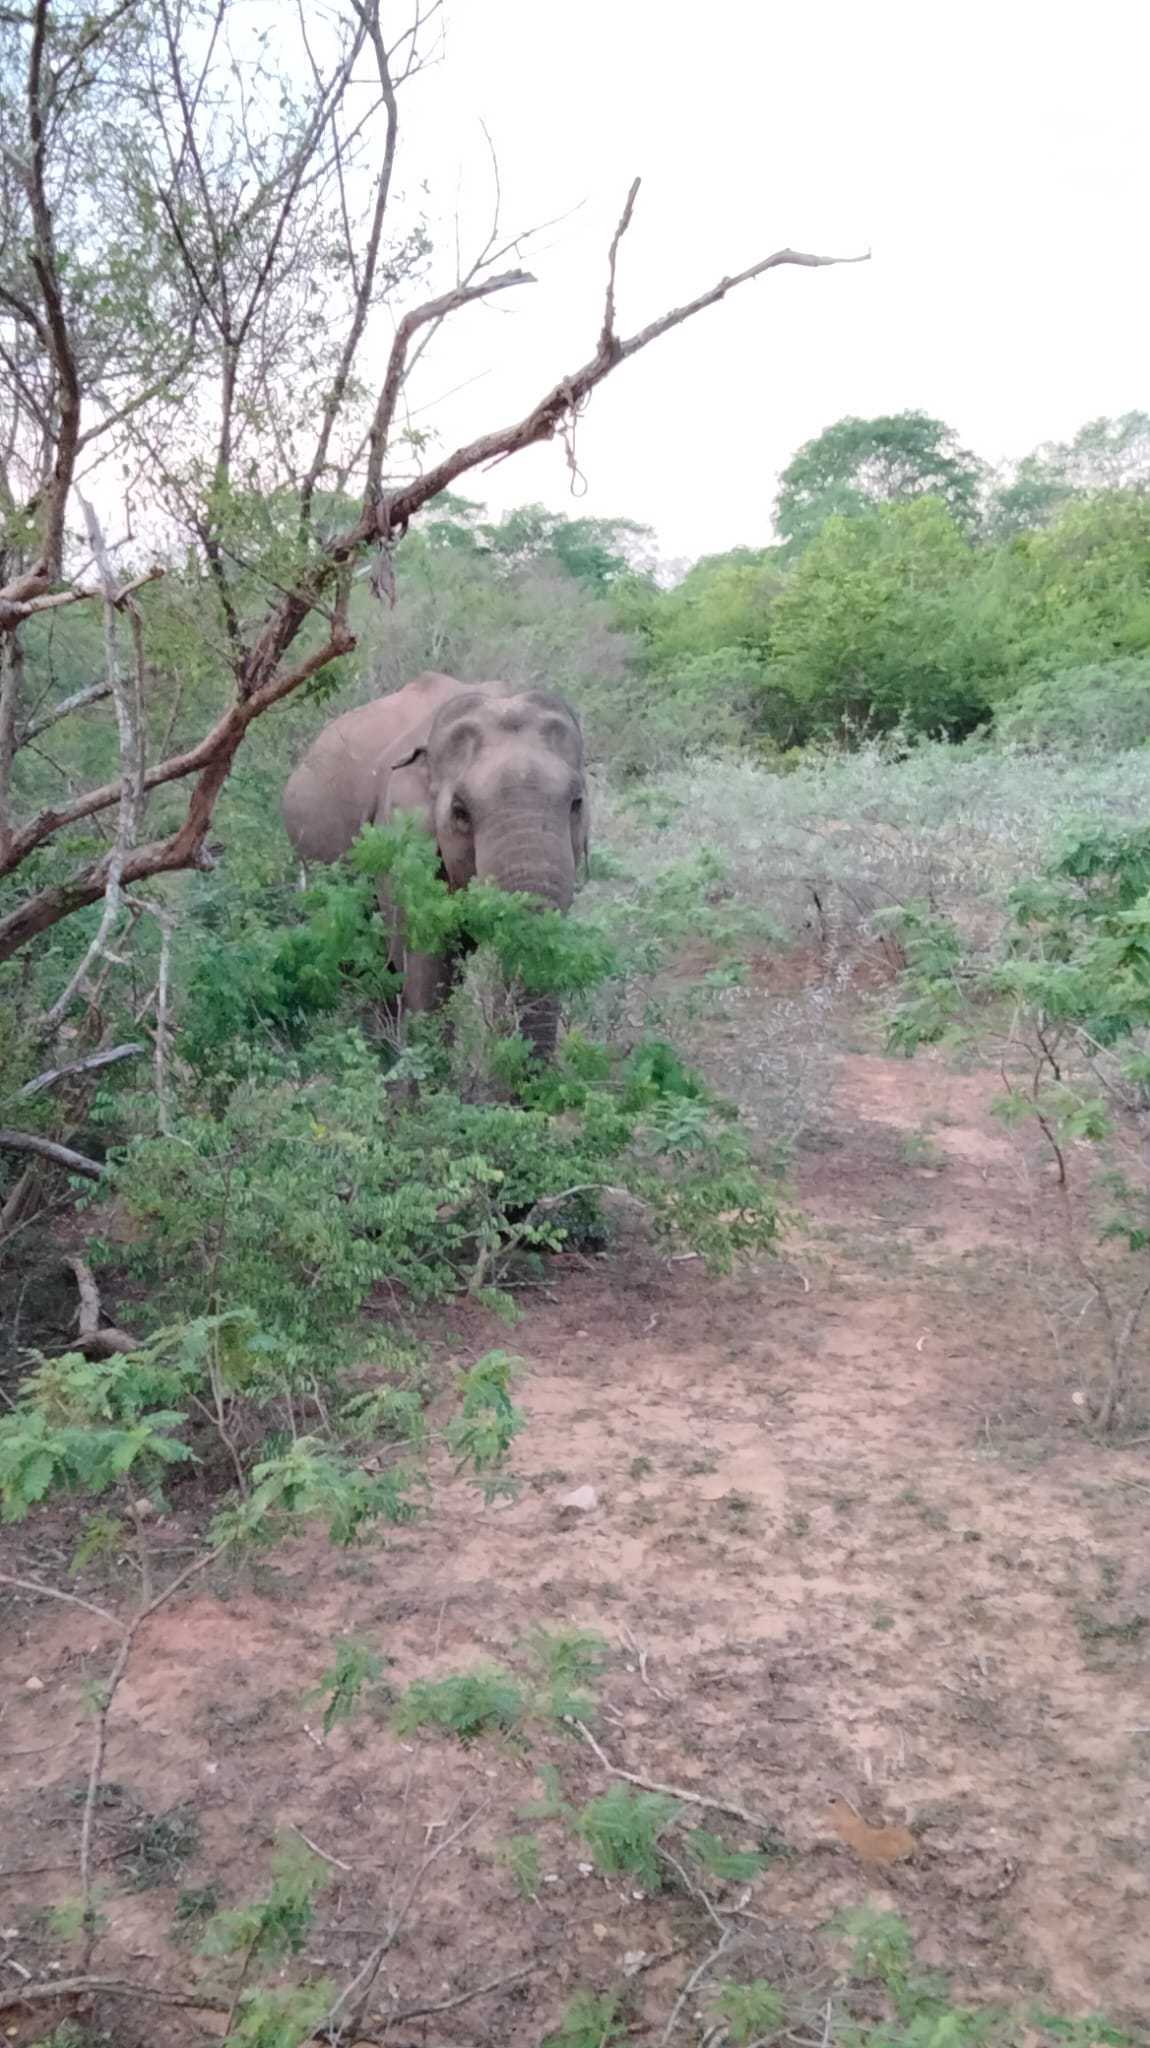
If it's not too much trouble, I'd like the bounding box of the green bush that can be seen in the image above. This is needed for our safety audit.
[995,658,1150,753]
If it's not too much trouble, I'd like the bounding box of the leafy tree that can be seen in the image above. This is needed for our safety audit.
[767,499,1000,738]
[478,503,656,590]
[774,411,985,549]
[988,492,1150,670]
[988,412,1150,538]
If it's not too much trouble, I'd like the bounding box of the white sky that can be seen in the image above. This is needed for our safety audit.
[392,0,1150,563]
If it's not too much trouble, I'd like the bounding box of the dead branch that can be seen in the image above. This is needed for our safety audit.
[385,1962,541,2024]
[0,564,164,631]
[0,1129,104,1179]
[17,677,113,744]
[321,1798,488,2040]
[0,1573,119,1626]
[65,1254,140,1356]
[0,1977,229,2019]
[18,1041,145,1096]
[365,268,535,507]
[575,1719,775,1835]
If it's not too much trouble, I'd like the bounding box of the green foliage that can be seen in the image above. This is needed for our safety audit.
[215,1438,420,1549]
[392,1666,527,1741]
[682,1826,770,1883]
[839,1907,953,2023]
[774,412,985,550]
[181,874,396,1077]
[995,657,1150,753]
[303,1640,386,1736]
[768,499,999,740]
[201,1838,327,1966]
[494,1833,541,1898]
[710,1979,787,2044]
[0,1326,209,1519]
[443,1352,526,1485]
[222,1982,336,2048]
[987,412,1150,539]
[523,1624,609,1722]
[573,1785,680,1889]
[541,1991,628,2048]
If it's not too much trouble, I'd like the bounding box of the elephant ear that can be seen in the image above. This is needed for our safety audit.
[372,745,435,835]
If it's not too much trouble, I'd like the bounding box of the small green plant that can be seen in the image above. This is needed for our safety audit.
[524,1624,609,1722]
[200,1838,330,2040]
[303,1640,387,1736]
[837,1907,961,2026]
[682,1827,770,1884]
[172,1884,221,1941]
[444,1351,526,1491]
[541,1989,628,2048]
[574,1785,680,1890]
[494,1833,541,1899]
[221,1981,336,2048]
[710,1978,786,2045]
[392,1666,527,1741]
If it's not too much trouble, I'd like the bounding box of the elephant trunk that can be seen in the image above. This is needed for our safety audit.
[474,812,576,1061]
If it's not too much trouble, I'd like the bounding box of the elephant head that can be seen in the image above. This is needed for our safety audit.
[388,687,589,1056]
[282,676,590,1063]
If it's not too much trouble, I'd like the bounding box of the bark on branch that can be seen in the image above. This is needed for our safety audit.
[0,1129,104,1178]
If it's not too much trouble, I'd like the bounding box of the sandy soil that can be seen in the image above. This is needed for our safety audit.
[3,1020,1149,2044]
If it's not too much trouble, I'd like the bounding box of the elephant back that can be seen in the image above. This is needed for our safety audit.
[281,672,469,865]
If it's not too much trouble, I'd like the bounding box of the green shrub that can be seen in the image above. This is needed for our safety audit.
[996,658,1150,753]
[392,1667,527,1741]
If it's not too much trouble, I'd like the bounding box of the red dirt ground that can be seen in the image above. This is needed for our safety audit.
[3,1032,1149,2043]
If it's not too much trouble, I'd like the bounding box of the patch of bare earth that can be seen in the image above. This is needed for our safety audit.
[3,1028,1150,2043]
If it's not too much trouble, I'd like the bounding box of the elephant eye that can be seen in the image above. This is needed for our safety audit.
[450,799,471,829]
[571,795,584,815]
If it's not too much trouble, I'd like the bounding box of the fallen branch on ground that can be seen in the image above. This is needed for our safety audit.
[574,1719,775,1834]
[65,1254,141,1356]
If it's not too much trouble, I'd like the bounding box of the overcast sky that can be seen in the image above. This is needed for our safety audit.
[390,0,1149,564]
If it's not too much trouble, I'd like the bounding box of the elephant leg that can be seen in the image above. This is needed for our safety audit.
[400,946,459,1024]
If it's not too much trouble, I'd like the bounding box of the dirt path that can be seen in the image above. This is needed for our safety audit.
[4,1043,1150,2041]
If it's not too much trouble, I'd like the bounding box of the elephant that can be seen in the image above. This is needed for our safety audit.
[281,672,589,1058]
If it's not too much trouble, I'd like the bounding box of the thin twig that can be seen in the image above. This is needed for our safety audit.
[387,1961,540,2023]
[661,1927,739,2044]
[289,1824,353,1873]
[575,1720,774,1834]
[0,1574,118,1626]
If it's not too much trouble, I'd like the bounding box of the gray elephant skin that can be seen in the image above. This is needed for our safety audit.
[281,672,590,1057]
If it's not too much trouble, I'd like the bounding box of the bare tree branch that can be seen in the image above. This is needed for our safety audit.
[0,1129,104,1178]
[19,1040,145,1095]
[17,676,113,745]
[365,269,534,515]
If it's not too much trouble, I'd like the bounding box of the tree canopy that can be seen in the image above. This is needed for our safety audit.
[773,411,985,549]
